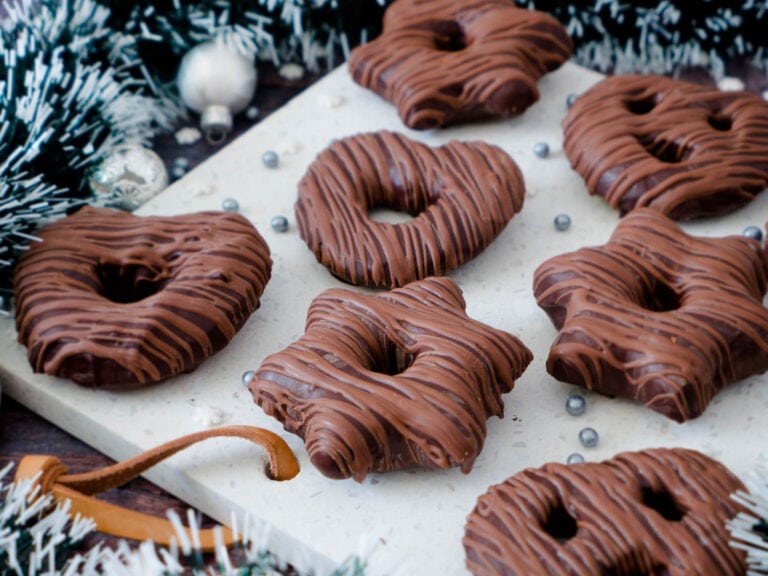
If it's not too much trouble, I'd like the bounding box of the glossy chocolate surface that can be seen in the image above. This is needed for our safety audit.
[14,206,272,388]
[295,130,525,289]
[349,0,573,129]
[464,448,746,575]
[533,208,768,421]
[249,276,532,481]
[563,74,768,219]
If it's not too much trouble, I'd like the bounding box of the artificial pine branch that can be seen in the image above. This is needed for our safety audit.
[0,463,368,576]
[0,0,177,295]
[728,466,768,575]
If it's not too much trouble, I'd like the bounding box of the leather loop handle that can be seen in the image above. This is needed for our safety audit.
[14,425,299,551]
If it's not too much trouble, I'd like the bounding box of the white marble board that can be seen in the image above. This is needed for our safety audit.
[2,61,768,575]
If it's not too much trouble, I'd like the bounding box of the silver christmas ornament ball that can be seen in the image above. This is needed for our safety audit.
[177,41,258,145]
[578,427,599,448]
[89,146,169,211]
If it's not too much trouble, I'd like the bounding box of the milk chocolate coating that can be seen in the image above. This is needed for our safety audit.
[295,131,525,289]
[533,208,768,421]
[13,206,272,388]
[249,276,532,481]
[563,74,768,219]
[348,0,573,129]
[463,448,747,575]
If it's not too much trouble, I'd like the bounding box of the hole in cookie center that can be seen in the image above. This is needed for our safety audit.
[543,502,577,543]
[641,485,684,522]
[97,262,163,304]
[368,207,416,224]
[638,135,691,164]
[372,338,415,376]
[626,95,658,115]
[433,22,467,52]
[708,114,732,131]
[643,280,680,313]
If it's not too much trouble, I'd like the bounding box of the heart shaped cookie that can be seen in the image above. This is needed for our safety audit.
[295,131,525,289]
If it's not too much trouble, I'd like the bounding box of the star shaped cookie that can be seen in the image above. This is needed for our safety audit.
[249,276,532,481]
[533,208,768,421]
[348,0,573,129]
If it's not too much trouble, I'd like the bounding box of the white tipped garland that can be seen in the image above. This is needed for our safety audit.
[0,0,177,294]
[729,467,768,575]
[0,463,368,575]
[520,0,768,78]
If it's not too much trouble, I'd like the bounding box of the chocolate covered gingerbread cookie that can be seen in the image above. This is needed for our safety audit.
[295,131,525,289]
[348,0,573,129]
[533,208,768,421]
[249,276,532,481]
[464,448,747,575]
[563,74,768,219]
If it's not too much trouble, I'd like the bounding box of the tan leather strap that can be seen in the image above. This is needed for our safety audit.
[14,426,299,551]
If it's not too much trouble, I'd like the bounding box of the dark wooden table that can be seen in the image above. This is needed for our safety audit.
[0,63,319,557]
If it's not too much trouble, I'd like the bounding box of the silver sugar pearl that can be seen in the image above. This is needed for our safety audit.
[566,93,578,108]
[743,225,763,242]
[271,215,289,233]
[533,142,550,158]
[262,150,280,169]
[567,453,585,464]
[565,394,586,416]
[241,370,255,386]
[554,213,572,231]
[578,427,599,448]
[222,198,240,212]
[246,106,260,120]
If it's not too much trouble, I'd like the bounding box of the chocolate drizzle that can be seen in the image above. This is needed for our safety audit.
[533,208,768,421]
[295,131,525,289]
[13,206,272,388]
[463,448,747,575]
[348,0,573,129]
[563,74,768,219]
[249,276,533,481]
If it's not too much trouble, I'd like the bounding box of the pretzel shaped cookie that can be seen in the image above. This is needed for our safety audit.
[464,448,746,575]
[563,74,768,219]
[249,276,532,481]
[533,208,768,421]
[348,0,573,129]
[295,131,525,289]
